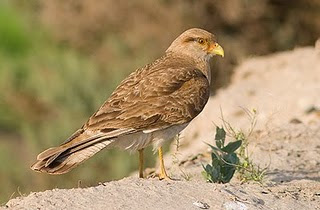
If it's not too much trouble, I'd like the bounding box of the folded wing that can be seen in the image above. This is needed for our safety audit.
[31,55,210,174]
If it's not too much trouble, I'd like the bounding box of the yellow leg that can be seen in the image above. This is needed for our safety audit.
[158,147,170,180]
[138,149,144,178]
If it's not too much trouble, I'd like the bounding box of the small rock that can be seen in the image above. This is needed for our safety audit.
[289,118,302,124]
[193,201,210,209]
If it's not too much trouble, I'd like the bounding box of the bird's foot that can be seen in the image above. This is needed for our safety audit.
[158,172,172,180]
[145,168,172,180]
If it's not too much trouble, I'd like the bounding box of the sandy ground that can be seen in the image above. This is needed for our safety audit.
[4,43,320,209]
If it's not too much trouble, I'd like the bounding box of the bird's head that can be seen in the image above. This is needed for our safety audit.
[166,28,224,61]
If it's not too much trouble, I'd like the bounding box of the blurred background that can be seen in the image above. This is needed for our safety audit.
[0,0,319,203]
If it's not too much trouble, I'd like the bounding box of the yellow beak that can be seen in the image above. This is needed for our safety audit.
[209,43,224,57]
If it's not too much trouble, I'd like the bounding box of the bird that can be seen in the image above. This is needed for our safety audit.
[31,28,224,180]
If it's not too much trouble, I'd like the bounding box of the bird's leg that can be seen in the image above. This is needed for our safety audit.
[158,147,170,180]
[138,148,144,178]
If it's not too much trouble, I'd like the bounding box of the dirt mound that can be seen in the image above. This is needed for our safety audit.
[4,175,319,210]
[4,44,320,209]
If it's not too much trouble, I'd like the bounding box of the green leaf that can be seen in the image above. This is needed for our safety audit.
[219,153,239,183]
[222,167,236,183]
[211,157,221,167]
[215,126,226,148]
[224,153,240,165]
[210,166,220,182]
[216,140,223,149]
[205,164,212,172]
[221,140,242,153]
[215,126,226,141]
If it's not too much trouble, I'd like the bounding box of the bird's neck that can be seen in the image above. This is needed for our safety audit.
[195,58,211,85]
[165,52,212,84]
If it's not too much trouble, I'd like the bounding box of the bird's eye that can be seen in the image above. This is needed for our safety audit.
[197,38,205,44]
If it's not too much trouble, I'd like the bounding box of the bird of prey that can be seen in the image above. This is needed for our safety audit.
[31,28,224,179]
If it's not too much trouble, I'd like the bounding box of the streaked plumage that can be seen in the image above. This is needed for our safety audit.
[31,28,224,176]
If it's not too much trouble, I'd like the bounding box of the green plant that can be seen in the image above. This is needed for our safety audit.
[202,126,242,183]
[203,108,267,184]
[221,108,267,183]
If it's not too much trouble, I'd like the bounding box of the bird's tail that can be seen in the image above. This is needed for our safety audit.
[30,129,117,174]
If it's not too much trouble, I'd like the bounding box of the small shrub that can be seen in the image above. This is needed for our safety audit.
[202,108,267,184]
[221,108,267,183]
[202,127,242,183]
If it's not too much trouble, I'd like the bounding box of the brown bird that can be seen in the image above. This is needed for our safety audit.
[31,28,224,179]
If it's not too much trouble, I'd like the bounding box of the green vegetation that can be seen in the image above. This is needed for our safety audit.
[222,109,267,183]
[202,127,241,183]
[203,109,267,184]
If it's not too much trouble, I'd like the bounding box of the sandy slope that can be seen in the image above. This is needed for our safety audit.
[4,43,320,210]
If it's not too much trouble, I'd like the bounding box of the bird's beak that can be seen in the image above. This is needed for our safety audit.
[208,43,224,57]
